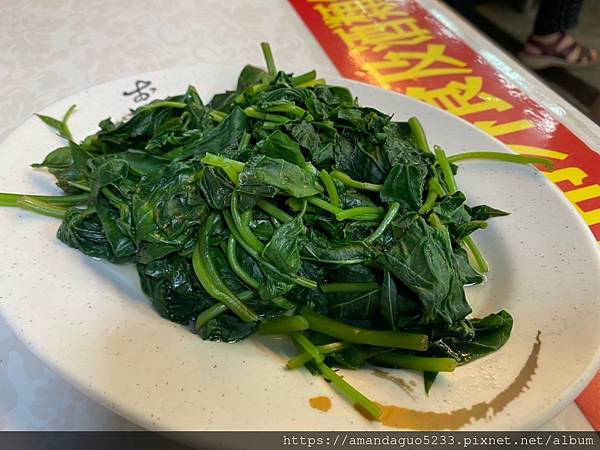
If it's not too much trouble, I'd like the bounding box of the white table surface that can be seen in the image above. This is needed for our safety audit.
[0,0,595,431]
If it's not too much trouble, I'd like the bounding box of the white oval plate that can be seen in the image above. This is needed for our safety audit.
[0,65,599,432]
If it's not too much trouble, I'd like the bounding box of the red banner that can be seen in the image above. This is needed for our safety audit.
[290,0,600,430]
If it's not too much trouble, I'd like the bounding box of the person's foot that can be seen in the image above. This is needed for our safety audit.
[518,32,599,69]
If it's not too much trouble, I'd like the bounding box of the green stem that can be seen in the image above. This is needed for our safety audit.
[209,110,227,122]
[262,104,312,121]
[307,197,343,215]
[238,130,251,152]
[0,193,87,207]
[15,197,67,219]
[331,170,383,192]
[295,79,326,89]
[320,282,379,294]
[195,303,227,333]
[261,122,282,131]
[419,178,444,214]
[336,206,384,221]
[291,70,317,87]
[300,306,428,351]
[287,342,349,369]
[408,117,430,153]
[227,235,294,310]
[370,353,457,372]
[248,82,270,96]
[223,211,317,289]
[192,213,258,323]
[244,107,290,123]
[261,42,277,77]
[447,151,554,170]
[463,236,489,273]
[365,202,399,243]
[290,333,381,420]
[434,146,458,194]
[301,256,366,265]
[226,236,259,289]
[435,146,488,273]
[319,170,340,208]
[67,181,91,192]
[257,315,309,335]
[315,360,381,420]
[256,199,293,224]
[231,192,264,253]
[138,101,187,112]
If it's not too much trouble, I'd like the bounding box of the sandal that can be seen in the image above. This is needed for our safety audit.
[518,32,599,69]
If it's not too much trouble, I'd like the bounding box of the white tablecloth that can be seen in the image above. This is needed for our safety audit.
[0,0,594,431]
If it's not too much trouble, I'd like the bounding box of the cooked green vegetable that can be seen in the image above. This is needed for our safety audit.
[2,43,551,420]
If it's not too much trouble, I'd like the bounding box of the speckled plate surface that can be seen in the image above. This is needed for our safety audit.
[0,65,599,432]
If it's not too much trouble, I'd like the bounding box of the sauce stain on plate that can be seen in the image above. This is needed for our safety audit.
[309,396,332,412]
[372,369,416,400]
[377,331,542,430]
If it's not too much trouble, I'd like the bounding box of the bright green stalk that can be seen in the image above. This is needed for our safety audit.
[447,151,554,170]
[330,170,383,192]
[15,197,67,219]
[295,79,326,89]
[257,316,309,335]
[227,236,260,289]
[287,342,349,369]
[261,104,312,121]
[192,213,258,323]
[195,304,227,333]
[314,360,381,420]
[408,117,431,153]
[307,197,343,215]
[336,206,384,221]
[223,211,317,289]
[463,236,489,273]
[290,333,381,420]
[231,192,264,253]
[256,199,293,224]
[300,307,428,351]
[209,110,227,122]
[366,202,399,243]
[319,170,340,208]
[244,107,290,123]
[226,235,294,310]
[370,353,457,372]
[320,282,379,294]
[435,145,488,273]
[0,193,87,207]
[291,70,317,86]
[261,42,277,77]
[138,101,187,112]
[419,178,444,214]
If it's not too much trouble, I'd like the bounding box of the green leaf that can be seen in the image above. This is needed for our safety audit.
[262,216,303,274]
[255,130,305,167]
[239,155,323,198]
[378,213,472,324]
[428,311,514,365]
[380,163,426,212]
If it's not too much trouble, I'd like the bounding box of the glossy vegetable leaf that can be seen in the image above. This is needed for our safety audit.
[262,216,303,274]
[255,130,305,167]
[239,156,323,198]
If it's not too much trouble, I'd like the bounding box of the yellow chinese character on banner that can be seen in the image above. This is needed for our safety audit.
[406,76,511,116]
[314,0,407,28]
[474,119,534,137]
[363,45,472,87]
[335,19,433,52]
